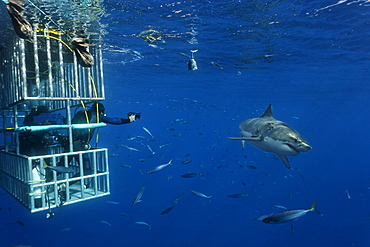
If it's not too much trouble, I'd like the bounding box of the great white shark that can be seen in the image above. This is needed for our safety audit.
[228,104,311,169]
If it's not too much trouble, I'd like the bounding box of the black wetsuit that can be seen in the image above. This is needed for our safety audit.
[68,109,131,152]
[61,109,131,170]
[20,110,65,156]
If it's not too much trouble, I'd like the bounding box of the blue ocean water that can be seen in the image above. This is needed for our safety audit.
[1,0,370,246]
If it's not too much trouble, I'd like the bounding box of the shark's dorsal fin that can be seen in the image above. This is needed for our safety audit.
[260,104,273,118]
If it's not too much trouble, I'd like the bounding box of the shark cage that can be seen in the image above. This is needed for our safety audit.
[0,0,110,213]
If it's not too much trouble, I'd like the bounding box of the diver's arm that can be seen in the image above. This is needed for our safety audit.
[100,113,140,125]
[100,115,127,125]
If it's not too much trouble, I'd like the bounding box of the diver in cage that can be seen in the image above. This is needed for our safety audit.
[60,102,140,173]
[20,105,65,156]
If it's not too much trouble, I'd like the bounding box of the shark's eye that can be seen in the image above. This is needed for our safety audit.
[263,218,272,223]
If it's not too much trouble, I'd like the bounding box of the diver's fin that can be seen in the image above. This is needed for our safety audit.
[260,103,273,118]
[278,155,291,169]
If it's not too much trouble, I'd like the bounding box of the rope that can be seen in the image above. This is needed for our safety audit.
[29,190,46,196]
[27,0,73,41]
[36,34,73,52]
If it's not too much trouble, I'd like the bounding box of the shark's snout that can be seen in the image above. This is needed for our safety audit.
[284,140,311,154]
[299,142,312,152]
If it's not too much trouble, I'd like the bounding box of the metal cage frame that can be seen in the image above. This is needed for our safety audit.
[0,16,110,212]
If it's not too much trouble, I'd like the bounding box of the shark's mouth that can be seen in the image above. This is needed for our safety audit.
[285,143,300,154]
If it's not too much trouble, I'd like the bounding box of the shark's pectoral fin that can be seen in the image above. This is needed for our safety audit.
[278,155,291,169]
[227,136,263,141]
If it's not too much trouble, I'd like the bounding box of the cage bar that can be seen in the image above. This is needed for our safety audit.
[0,1,110,213]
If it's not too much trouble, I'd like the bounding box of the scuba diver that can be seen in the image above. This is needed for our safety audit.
[68,102,140,152]
[61,102,140,168]
[55,102,140,201]
[20,105,65,156]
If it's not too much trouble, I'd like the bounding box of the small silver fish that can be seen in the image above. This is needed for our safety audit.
[181,172,203,178]
[171,190,186,204]
[180,52,190,58]
[135,221,151,229]
[160,205,176,215]
[227,193,248,198]
[147,145,155,155]
[297,173,305,180]
[143,127,154,138]
[159,143,172,148]
[345,189,351,199]
[190,190,212,199]
[211,61,224,70]
[120,165,132,168]
[127,136,137,141]
[100,220,112,227]
[121,145,141,152]
[147,159,173,174]
[16,221,25,227]
[105,200,120,205]
[258,201,322,224]
[132,185,145,206]
[148,44,161,49]
[274,205,288,210]
[61,227,72,232]
[108,153,119,157]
